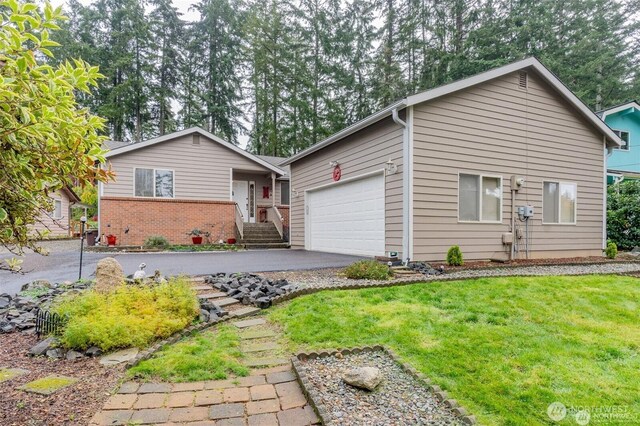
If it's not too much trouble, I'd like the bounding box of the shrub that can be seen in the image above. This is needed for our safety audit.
[447,245,464,266]
[144,235,169,248]
[607,180,640,249]
[605,241,618,259]
[52,278,199,351]
[343,260,393,280]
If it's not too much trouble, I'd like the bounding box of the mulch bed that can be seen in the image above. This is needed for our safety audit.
[444,255,639,271]
[0,333,124,426]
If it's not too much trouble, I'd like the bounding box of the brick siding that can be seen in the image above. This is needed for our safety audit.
[277,206,290,228]
[100,197,236,246]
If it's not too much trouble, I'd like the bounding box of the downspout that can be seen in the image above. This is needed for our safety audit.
[604,138,614,250]
[392,106,410,264]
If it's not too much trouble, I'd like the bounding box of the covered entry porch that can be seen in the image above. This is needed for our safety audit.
[230,168,289,244]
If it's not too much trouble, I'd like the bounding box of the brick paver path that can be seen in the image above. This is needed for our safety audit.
[92,299,319,425]
[90,366,319,425]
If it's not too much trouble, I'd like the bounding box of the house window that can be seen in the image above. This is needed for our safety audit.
[53,199,62,219]
[613,130,630,150]
[280,181,290,205]
[458,173,502,222]
[543,181,576,224]
[135,168,174,198]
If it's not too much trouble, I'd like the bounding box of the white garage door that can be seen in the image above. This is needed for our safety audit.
[306,173,385,256]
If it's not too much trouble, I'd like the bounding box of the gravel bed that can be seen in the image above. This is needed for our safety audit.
[262,263,640,290]
[299,351,462,425]
[0,333,124,426]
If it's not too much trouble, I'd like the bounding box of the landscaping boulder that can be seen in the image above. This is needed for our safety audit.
[94,257,124,292]
[29,336,58,357]
[342,366,382,391]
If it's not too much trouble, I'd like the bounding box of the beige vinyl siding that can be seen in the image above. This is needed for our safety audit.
[31,191,71,237]
[412,71,605,261]
[104,134,270,200]
[290,116,404,254]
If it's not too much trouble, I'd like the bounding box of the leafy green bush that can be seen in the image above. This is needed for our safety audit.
[447,245,464,266]
[607,180,640,249]
[144,235,169,248]
[53,279,199,351]
[605,241,618,259]
[343,260,393,280]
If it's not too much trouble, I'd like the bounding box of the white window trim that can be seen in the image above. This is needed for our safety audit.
[457,172,503,224]
[52,199,63,219]
[613,129,630,151]
[133,167,176,198]
[542,181,577,225]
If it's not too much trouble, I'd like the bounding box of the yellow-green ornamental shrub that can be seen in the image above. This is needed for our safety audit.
[53,278,199,351]
[344,260,393,280]
[605,241,618,259]
[447,245,464,266]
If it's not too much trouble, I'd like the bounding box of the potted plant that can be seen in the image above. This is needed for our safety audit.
[187,229,209,245]
[106,234,117,246]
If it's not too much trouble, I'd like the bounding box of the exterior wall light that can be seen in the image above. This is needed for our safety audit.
[385,159,398,175]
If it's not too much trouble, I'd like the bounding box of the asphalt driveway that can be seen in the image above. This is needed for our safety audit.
[0,243,364,296]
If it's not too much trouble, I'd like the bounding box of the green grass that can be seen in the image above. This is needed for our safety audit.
[128,325,249,382]
[269,275,640,425]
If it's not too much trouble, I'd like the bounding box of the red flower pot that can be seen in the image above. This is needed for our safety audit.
[192,236,203,245]
[106,235,117,246]
[227,238,236,244]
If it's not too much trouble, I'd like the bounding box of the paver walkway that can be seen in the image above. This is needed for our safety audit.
[92,295,319,425]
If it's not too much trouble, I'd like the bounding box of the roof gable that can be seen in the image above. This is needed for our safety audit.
[104,128,285,176]
[599,101,640,120]
[284,57,622,165]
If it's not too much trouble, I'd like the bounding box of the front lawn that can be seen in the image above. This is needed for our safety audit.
[128,325,249,382]
[269,275,640,425]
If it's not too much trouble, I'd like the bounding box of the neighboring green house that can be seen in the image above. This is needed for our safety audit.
[599,101,640,184]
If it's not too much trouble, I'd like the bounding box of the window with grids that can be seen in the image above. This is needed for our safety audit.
[543,181,576,224]
[135,168,174,198]
[458,174,502,222]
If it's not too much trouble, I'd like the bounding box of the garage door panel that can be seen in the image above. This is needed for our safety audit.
[307,174,385,256]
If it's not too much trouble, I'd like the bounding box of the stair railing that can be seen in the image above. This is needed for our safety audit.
[234,204,244,240]
[266,206,284,239]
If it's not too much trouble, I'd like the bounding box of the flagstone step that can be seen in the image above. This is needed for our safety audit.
[212,297,240,308]
[239,329,278,340]
[0,367,29,383]
[242,342,280,353]
[191,285,213,291]
[232,318,266,329]
[198,292,227,299]
[230,307,261,318]
[243,357,290,368]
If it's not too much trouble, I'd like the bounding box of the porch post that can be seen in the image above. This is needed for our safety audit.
[271,172,276,207]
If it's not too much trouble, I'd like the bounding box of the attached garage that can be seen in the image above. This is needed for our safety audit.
[285,58,621,261]
[306,172,386,256]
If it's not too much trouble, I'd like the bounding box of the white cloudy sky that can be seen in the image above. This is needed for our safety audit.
[50,0,201,21]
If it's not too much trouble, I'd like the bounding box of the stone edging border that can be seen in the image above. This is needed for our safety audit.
[290,346,477,426]
[270,268,640,305]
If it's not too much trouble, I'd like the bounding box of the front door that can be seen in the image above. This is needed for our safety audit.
[232,181,249,221]
[232,181,256,223]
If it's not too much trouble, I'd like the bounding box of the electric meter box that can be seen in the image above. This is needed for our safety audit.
[518,205,534,218]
